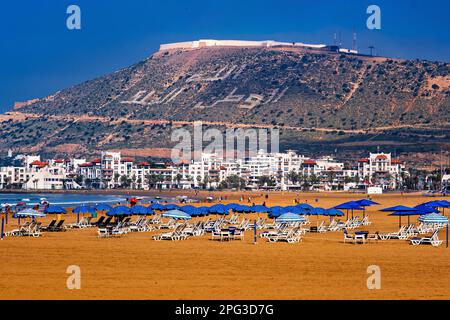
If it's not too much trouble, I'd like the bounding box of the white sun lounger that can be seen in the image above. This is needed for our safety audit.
[410,230,443,247]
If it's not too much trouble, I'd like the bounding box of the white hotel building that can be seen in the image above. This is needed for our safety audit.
[0,150,407,191]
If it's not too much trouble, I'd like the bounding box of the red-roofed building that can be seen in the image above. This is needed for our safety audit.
[358,153,407,190]
[29,160,49,171]
[303,159,317,165]
[302,159,318,176]
[78,162,93,168]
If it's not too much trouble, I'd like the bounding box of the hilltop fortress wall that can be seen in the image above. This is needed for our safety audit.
[159,39,331,52]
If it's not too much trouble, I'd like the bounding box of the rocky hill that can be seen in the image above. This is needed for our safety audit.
[1,45,449,158]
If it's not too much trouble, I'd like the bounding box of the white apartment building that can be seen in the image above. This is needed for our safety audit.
[358,153,405,189]
[0,166,29,188]
[25,166,67,190]
[0,150,409,191]
[131,162,178,190]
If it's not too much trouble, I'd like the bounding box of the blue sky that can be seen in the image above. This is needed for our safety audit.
[0,0,449,112]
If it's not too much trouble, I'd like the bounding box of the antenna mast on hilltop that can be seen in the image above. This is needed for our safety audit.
[369,45,375,56]
[352,29,357,51]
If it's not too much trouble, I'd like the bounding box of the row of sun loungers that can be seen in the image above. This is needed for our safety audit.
[6,221,43,237]
[266,227,303,243]
[342,224,444,247]
[6,212,443,248]
[5,219,68,237]
[378,225,417,240]
[152,223,195,241]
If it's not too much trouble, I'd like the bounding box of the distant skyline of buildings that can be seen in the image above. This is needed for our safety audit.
[0,149,412,191]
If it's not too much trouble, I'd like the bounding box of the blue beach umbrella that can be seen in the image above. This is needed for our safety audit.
[424,200,450,208]
[355,199,380,216]
[419,213,449,224]
[251,205,270,213]
[414,204,440,214]
[73,205,96,214]
[179,206,205,217]
[283,206,305,214]
[208,204,229,215]
[388,210,424,226]
[226,203,241,211]
[94,203,113,212]
[130,205,154,215]
[106,206,131,217]
[381,206,420,227]
[326,208,345,217]
[296,203,314,211]
[355,199,380,207]
[268,206,286,219]
[164,204,180,211]
[310,207,328,216]
[307,207,328,224]
[423,200,450,215]
[334,201,364,219]
[179,205,197,213]
[73,205,96,223]
[380,205,419,212]
[150,203,166,211]
[236,205,252,213]
[196,206,211,216]
[162,210,192,220]
[186,208,203,217]
[44,206,67,214]
[276,213,307,223]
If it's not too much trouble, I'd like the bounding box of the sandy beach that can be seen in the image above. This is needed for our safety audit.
[1,191,449,300]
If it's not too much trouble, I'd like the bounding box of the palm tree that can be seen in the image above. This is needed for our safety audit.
[145,174,164,189]
[257,175,275,188]
[202,174,211,189]
[120,175,132,188]
[309,174,320,186]
[175,174,183,188]
[3,176,11,189]
[222,175,246,190]
[113,173,120,187]
[287,171,300,185]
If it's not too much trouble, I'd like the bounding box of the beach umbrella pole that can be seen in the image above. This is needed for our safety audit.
[1,218,4,240]
[253,220,257,244]
[446,224,448,249]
